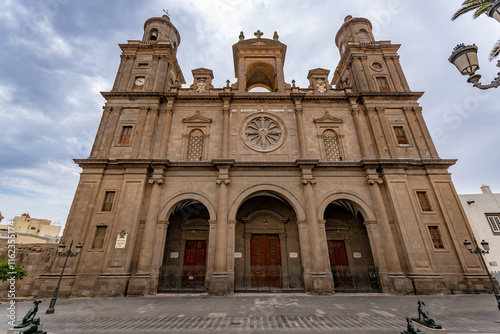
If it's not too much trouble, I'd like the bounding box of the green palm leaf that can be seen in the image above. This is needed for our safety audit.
[452,0,494,20]
[489,39,500,60]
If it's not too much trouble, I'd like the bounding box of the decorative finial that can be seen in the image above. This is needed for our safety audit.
[163,9,170,18]
[292,80,296,87]
[226,80,230,87]
[273,31,279,41]
[239,31,245,42]
[254,30,263,38]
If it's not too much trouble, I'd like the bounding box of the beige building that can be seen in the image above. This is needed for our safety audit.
[459,185,500,282]
[33,14,492,298]
[0,213,61,245]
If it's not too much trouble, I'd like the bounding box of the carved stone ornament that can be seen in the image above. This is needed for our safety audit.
[148,178,164,185]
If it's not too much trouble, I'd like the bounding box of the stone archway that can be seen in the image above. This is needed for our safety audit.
[323,200,380,292]
[158,200,211,292]
[233,193,304,291]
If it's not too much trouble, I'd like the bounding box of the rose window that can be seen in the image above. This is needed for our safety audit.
[245,117,282,151]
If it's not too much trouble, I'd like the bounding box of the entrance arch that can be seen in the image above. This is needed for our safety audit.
[322,199,380,292]
[158,200,211,292]
[233,192,304,291]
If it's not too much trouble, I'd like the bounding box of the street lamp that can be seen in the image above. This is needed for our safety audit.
[449,44,500,89]
[463,238,500,310]
[488,0,500,23]
[46,240,82,314]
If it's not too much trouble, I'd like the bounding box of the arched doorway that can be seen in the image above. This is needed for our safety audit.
[324,200,380,292]
[234,193,304,292]
[158,200,210,292]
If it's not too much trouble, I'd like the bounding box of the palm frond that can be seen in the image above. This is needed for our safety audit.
[489,39,500,61]
[452,0,493,20]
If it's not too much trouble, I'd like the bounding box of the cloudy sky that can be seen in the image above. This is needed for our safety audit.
[0,0,499,229]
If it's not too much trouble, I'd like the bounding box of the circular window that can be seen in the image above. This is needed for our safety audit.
[241,114,286,152]
[371,62,383,72]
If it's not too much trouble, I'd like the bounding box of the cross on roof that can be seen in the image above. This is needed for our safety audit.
[254,30,263,38]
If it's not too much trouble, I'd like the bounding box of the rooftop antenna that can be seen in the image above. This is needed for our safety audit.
[163,9,170,18]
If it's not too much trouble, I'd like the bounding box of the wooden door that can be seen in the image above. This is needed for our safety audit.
[327,240,351,287]
[251,234,281,287]
[183,240,207,287]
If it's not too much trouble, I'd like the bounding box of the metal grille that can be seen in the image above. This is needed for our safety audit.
[323,130,342,161]
[186,129,204,161]
[158,265,207,292]
[331,265,381,292]
[235,265,304,293]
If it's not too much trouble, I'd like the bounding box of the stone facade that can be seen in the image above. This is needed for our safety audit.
[29,14,493,298]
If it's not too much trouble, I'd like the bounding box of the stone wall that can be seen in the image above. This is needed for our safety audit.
[0,243,58,301]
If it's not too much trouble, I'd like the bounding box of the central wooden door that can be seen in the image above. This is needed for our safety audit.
[251,234,281,287]
[327,240,351,288]
[183,240,207,287]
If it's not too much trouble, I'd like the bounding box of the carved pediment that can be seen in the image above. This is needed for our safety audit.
[313,112,343,124]
[182,111,213,124]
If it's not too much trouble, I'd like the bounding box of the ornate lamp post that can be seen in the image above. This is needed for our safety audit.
[449,44,500,89]
[463,238,500,310]
[46,240,82,314]
[449,0,500,89]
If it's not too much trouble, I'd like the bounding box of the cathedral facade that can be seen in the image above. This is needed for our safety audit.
[35,15,492,297]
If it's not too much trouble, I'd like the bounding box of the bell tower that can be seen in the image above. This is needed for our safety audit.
[111,14,185,93]
[232,31,289,92]
[332,15,410,93]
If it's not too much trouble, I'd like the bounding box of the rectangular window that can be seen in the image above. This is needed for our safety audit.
[487,215,500,233]
[417,191,432,212]
[376,77,390,92]
[92,226,107,249]
[119,126,133,145]
[101,191,116,212]
[428,226,444,249]
[393,126,409,145]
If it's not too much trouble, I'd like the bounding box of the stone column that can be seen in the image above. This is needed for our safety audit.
[119,55,136,91]
[384,55,404,92]
[293,96,308,158]
[159,98,175,158]
[365,174,401,274]
[90,106,112,158]
[350,105,369,158]
[350,54,369,91]
[137,175,164,273]
[365,107,389,158]
[112,55,127,91]
[413,107,439,158]
[153,55,169,92]
[402,106,427,158]
[298,161,333,294]
[139,107,159,158]
[375,107,398,157]
[211,176,230,295]
[221,98,231,158]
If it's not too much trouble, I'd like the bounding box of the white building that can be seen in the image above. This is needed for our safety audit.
[459,185,500,282]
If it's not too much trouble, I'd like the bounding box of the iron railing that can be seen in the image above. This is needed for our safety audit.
[331,264,381,292]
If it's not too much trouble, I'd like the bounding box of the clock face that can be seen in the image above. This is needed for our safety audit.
[135,78,145,86]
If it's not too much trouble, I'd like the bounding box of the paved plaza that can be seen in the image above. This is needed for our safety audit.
[1,293,500,333]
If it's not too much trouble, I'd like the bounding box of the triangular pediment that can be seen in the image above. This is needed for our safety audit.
[313,112,343,124]
[182,111,212,124]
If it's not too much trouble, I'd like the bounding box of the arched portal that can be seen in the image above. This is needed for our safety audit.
[246,62,276,92]
[324,200,380,292]
[158,200,210,292]
[234,192,304,291]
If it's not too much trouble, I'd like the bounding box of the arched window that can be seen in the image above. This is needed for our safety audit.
[323,129,342,161]
[149,29,158,41]
[359,30,369,43]
[186,129,204,161]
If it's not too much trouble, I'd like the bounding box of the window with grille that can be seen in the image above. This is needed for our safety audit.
[359,30,369,42]
[323,129,342,161]
[393,126,409,145]
[376,77,390,92]
[428,226,444,249]
[119,126,133,145]
[186,129,204,161]
[92,226,107,249]
[417,191,432,212]
[101,191,116,212]
[487,215,500,233]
